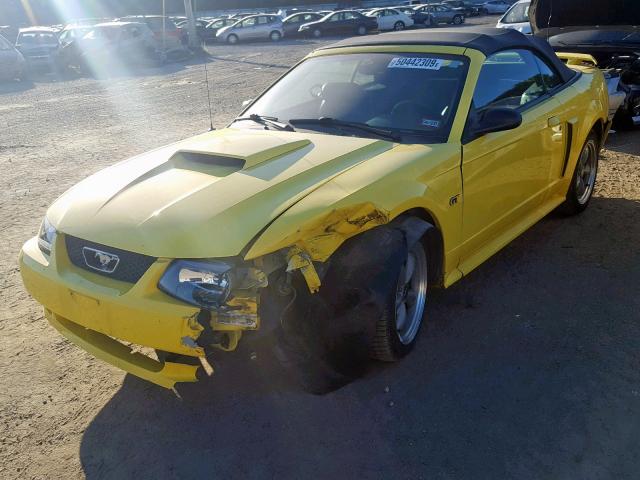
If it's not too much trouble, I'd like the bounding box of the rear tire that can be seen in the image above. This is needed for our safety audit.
[227,34,238,44]
[452,15,464,25]
[394,21,405,31]
[558,132,599,215]
[312,28,322,38]
[270,31,282,42]
[356,25,367,35]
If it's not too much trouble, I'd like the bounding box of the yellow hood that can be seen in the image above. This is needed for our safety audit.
[48,128,393,258]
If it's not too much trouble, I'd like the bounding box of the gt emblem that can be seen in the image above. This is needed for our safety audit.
[82,247,120,273]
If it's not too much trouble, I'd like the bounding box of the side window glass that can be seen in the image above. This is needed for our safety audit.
[534,55,563,91]
[473,49,547,110]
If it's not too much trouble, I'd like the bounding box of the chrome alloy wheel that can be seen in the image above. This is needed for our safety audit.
[575,139,597,205]
[395,242,428,345]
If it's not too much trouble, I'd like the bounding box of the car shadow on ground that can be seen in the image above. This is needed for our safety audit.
[606,128,640,156]
[79,197,640,479]
[0,79,35,95]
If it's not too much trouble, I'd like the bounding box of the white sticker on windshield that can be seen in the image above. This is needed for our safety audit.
[388,57,443,70]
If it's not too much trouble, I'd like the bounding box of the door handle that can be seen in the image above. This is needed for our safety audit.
[548,116,561,127]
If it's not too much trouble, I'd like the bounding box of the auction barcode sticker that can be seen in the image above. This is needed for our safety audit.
[388,57,443,70]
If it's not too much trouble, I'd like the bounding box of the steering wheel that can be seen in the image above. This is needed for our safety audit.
[309,83,323,98]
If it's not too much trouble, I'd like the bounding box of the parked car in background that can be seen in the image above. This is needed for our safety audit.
[366,8,414,31]
[15,27,60,71]
[299,10,377,38]
[0,33,27,81]
[394,6,432,25]
[442,1,482,16]
[414,4,465,25]
[480,0,512,14]
[282,12,324,37]
[175,19,209,44]
[0,25,19,43]
[496,0,531,33]
[58,25,94,48]
[118,16,185,55]
[229,13,259,20]
[530,0,640,127]
[216,15,284,44]
[65,22,161,73]
[202,17,237,42]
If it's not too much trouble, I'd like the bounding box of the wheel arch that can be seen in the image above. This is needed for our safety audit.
[399,208,445,287]
[589,117,607,150]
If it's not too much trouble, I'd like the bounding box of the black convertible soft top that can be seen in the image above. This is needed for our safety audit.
[322,27,576,83]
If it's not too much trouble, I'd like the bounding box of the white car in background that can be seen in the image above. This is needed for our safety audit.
[0,33,27,81]
[480,0,512,15]
[496,0,531,34]
[366,8,414,31]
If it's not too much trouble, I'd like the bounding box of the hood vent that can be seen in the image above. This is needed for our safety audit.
[172,151,245,168]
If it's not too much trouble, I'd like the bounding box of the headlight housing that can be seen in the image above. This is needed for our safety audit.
[38,217,57,256]
[159,260,233,309]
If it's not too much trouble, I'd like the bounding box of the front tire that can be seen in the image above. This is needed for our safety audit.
[371,239,428,362]
[270,31,282,42]
[312,28,322,38]
[559,132,599,215]
[452,15,464,25]
[393,21,405,31]
[226,34,238,44]
[356,25,367,35]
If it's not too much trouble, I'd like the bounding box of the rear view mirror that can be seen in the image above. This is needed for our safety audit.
[472,107,522,138]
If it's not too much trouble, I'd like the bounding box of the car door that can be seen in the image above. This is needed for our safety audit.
[341,12,358,33]
[385,9,401,29]
[239,17,257,40]
[326,12,344,34]
[437,6,453,23]
[459,49,566,271]
[285,14,300,35]
[371,10,386,30]
[255,16,270,39]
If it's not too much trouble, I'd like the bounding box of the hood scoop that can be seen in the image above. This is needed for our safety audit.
[170,133,312,175]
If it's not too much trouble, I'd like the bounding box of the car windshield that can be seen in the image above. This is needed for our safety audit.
[503,2,530,23]
[241,52,469,143]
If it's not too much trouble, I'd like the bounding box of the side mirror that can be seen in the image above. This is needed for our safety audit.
[472,107,522,138]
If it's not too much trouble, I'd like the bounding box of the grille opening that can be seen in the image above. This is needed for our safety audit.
[65,235,157,284]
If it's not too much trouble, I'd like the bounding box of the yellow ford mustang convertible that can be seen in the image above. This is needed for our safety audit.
[20,28,609,392]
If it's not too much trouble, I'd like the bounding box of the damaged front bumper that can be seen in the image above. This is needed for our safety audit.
[19,235,259,390]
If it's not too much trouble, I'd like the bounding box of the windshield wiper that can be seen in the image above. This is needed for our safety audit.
[289,117,401,142]
[232,114,294,132]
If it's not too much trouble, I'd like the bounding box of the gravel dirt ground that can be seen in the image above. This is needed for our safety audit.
[1,18,639,480]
